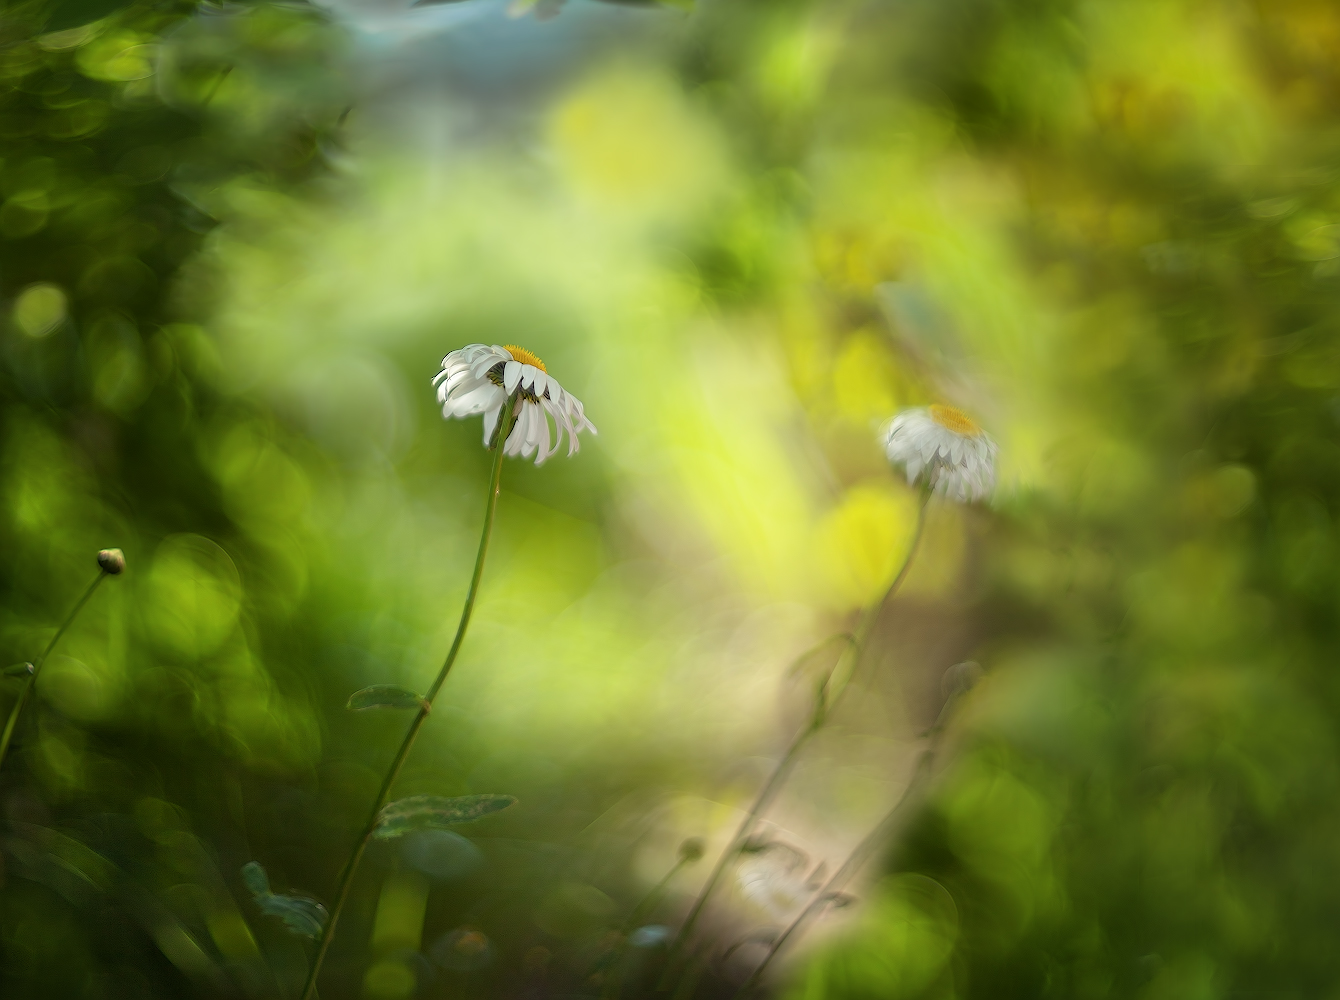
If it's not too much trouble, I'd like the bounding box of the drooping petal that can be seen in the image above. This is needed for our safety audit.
[509,403,542,459]
[439,370,481,404]
[434,344,595,463]
[445,383,502,418]
[524,404,543,458]
[542,396,574,458]
[533,404,554,465]
[481,399,503,447]
[569,396,596,435]
[881,405,996,503]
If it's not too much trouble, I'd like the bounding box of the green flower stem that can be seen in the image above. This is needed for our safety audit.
[0,569,110,775]
[599,853,697,1000]
[733,749,938,997]
[625,854,693,935]
[300,395,515,1000]
[661,486,932,987]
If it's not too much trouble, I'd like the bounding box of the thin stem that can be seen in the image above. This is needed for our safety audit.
[0,570,109,775]
[599,854,696,1000]
[300,396,515,1000]
[736,643,977,996]
[625,855,691,934]
[661,488,932,987]
[734,751,936,996]
[657,721,809,989]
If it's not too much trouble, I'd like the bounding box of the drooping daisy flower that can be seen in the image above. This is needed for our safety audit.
[883,404,998,502]
[433,344,596,465]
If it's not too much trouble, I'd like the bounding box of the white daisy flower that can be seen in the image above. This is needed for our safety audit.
[433,344,597,465]
[883,404,998,502]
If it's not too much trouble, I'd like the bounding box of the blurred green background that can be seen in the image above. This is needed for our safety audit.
[4,0,1340,998]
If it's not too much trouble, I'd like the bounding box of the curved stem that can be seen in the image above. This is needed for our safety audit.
[599,854,696,1000]
[0,570,109,775]
[662,487,931,986]
[657,720,811,989]
[734,751,936,996]
[625,855,691,935]
[300,396,515,1000]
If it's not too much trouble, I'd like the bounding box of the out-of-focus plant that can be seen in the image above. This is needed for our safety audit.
[735,660,983,996]
[0,548,123,773]
[0,0,351,993]
[664,404,998,989]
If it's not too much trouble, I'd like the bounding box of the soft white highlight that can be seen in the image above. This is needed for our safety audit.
[883,406,998,502]
[433,344,597,465]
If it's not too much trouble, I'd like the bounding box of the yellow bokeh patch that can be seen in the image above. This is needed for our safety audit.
[549,66,728,224]
[815,482,920,609]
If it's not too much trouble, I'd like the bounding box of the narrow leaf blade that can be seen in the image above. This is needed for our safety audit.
[373,794,517,839]
[347,685,429,712]
[257,894,328,939]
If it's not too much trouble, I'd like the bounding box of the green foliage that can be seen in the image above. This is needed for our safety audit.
[40,0,127,34]
[373,794,519,839]
[4,0,1340,999]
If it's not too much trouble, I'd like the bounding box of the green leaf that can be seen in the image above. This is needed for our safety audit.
[240,861,270,897]
[257,894,328,939]
[373,794,517,839]
[346,685,429,712]
[3,663,34,677]
[241,862,327,939]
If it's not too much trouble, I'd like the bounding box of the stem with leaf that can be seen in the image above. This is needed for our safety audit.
[599,839,705,1000]
[733,752,933,996]
[0,557,120,775]
[661,486,932,985]
[734,658,978,995]
[300,395,516,1000]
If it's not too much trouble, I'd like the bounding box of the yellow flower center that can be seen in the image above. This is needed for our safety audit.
[929,404,982,436]
[504,345,547,372]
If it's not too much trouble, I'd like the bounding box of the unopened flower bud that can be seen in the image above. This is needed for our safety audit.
[679,837,705,863]
[97,548,126,575]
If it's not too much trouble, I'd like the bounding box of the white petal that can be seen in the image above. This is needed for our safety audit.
[544,397,577,457]
[504,361,522,394]
[523,404,545,458]
[481,400,502,446]
[444,383,499,417]
[502,408,524,455]
[533,405,554,465]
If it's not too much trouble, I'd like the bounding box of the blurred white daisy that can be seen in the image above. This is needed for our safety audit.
[883,404,997,502]
[433,344,597,465]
